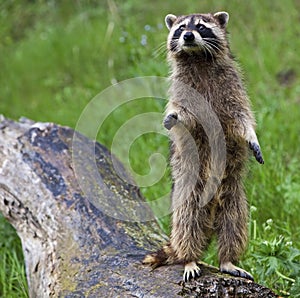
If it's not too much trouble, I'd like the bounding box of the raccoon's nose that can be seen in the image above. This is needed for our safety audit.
[183,32,195,41]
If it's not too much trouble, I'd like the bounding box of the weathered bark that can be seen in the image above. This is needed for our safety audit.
[0,116,278,297]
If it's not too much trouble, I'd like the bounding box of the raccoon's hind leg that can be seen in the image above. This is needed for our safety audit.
[171,196,214,281]
[215,177,254,281]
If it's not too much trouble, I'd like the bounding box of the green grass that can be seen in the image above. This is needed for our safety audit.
[0,0,300,296]
[0,216,28,297]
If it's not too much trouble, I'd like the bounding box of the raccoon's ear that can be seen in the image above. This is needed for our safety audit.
[213,11,229,28]
[165,14,177,30]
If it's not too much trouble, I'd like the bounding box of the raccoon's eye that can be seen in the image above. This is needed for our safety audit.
[196,23,205,30]
[178,25,186,31]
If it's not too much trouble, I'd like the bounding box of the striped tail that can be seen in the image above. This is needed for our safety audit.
[142,243,176,269]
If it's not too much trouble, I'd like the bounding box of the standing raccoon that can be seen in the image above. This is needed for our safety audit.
[143,11,264,282]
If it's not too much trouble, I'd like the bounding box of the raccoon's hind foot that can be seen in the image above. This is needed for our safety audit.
[220,261,254,281]
[183,261,201,282]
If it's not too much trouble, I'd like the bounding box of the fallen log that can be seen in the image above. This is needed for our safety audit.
[0,116,278,297]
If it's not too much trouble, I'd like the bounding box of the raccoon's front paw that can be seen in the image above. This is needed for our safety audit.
[163,113,178,130]
[249,141,264,164]
[220,262,254,281]
[183,261,201,282]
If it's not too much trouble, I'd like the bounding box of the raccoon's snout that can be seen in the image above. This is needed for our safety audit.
[183,32,195,42]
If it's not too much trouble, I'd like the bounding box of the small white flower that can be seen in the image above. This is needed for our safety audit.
[141,35,147,46]
[144,25,151,31]
[266,218,273,225]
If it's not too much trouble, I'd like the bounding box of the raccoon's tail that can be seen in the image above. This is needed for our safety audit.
[142,243,176,269]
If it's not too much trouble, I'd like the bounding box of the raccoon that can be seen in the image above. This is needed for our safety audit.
[143,11,264,282]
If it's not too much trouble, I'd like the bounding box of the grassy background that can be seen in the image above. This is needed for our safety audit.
[0,0,299,297]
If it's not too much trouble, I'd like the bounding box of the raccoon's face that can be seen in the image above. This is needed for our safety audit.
[165,12,229,58]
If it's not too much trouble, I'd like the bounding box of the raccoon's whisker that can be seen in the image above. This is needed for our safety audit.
[203,38,222,53]
[153,42,168,58]
[153,46,166,55]
[170,40,181,53]
[206,43,219,62]
[203,42,215,53]
[155,41,167,51]
[199,44,209,61]
[203,37,221,43]
[201,44,215,62]
[206,43,219,56]
[153,49,168,59]
[202,37,221,44]
[206,41,222,53]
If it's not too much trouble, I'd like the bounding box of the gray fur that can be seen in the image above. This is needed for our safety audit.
[143,11,263,281]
